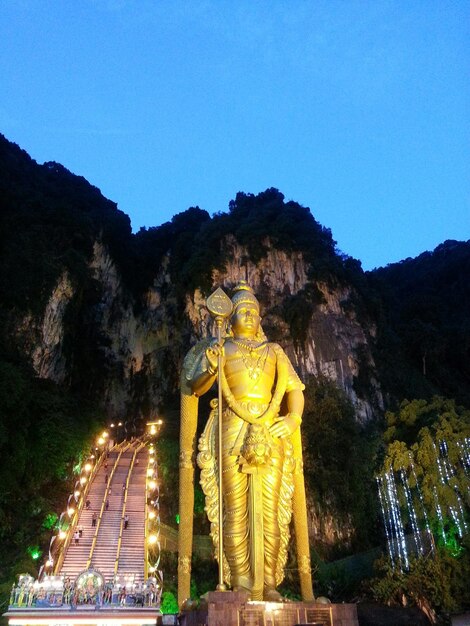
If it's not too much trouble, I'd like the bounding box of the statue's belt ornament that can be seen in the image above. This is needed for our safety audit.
[240,400,268,416]
[239,423,272,472]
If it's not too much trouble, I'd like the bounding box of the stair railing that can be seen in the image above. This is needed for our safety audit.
[114,440,145,576]
[85,442,129,569]
[53,442,112,576]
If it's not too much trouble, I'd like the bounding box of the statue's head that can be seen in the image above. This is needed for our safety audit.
[231,281,260,312]
[229,282,266,340]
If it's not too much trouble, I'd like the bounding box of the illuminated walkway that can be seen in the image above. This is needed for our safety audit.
[59,441,147,583]
[5,436,162,626]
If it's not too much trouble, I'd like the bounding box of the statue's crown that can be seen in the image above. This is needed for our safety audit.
[231,281,260,310]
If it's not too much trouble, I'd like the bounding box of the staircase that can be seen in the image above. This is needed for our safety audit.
[89,446,132,579]
[116,447,147,583]
[59,441,148,583]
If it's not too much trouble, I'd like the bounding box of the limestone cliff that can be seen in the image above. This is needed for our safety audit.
[17,271,74,383]
[3,134,469,561]
[17,235,382,434]
[192,237,383,422]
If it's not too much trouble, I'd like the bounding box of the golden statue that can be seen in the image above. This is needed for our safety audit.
[178,283,313,606]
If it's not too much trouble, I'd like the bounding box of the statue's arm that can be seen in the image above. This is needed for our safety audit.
[287,387,305,417]
[190,367,217,397]
[269,344,305,438]
[269,387,304,438]
[189,342,222,397]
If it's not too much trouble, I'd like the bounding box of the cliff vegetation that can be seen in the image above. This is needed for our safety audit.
[0,133,469,620]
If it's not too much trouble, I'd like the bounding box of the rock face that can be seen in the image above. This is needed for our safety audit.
[11,234,376,552]
[18,237,383,430]
[306,283,383,422]
[203,238,383,422]
[76,241,184,420]
[13,232,381,549]
[17,271,74,383]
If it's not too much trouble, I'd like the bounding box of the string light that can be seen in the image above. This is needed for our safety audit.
[378,437,469,567]
[401,469,423,556]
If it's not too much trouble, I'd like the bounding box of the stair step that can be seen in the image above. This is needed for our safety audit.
[59,443,151,582]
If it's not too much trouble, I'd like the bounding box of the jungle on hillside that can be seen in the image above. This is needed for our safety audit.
[0,133,469,624]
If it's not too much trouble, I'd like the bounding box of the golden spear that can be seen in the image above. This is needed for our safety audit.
[205,287,233,591]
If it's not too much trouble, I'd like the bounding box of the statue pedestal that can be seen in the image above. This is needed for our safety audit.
[179,591,359,626]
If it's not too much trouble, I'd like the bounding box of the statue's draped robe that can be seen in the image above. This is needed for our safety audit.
[197,341,303,599]
[178,338,314,606]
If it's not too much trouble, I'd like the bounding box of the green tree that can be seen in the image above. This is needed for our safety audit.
[369,544,470,623]
[302,377,381,556]
[374,397,470,620]
[382,397,470,536]
[160,591,179,614]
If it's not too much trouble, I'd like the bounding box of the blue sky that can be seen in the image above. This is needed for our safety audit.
[1,0,468,270]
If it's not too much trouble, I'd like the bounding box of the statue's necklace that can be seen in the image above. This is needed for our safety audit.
[231,339,268,380]
[221,343,289,424]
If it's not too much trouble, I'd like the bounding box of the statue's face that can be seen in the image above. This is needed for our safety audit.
[231,303,260,338]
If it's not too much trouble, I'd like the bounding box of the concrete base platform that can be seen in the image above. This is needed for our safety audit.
[179,591,359,626]
[4,606,160,626]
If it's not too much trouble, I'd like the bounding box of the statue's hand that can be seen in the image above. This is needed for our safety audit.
[269,412,302,438]
[205,342,224,375]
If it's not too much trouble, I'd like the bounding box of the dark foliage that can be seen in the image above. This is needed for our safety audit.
[0,133,469,619]
[159,549,217,603]
[0,354,101,615]
[302,377,382,557]
[368,542,470,624]
[0,134,133,314]
[369,241,470,407]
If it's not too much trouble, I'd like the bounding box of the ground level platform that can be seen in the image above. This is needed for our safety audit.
[4,606,160,626]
